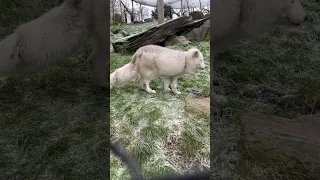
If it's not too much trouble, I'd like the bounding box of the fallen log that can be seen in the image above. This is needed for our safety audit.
[112,16,210,53]
[242,113,320,166]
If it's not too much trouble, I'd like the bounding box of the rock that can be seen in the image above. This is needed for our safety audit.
[185,97,210,116]
[121,29,130,37]
[242,113,320,165]
[190,11,205,20]
[183,20,210,41]
[144,18,153,22]
[165,16,172,22]
[164,35,190,46]
[111,26,121,34]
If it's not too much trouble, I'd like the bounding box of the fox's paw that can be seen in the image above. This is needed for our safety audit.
[173,90,181,95]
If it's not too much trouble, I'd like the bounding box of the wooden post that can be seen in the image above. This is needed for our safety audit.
[140,3,143,22]
[157,0,164,24]
[131,0,134,23]
[120,0,123,23]
[180,0,183,16]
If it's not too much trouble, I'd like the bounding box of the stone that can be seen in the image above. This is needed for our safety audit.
[190,11,205,20]
[164,35,191,46]
[183,20,210,41]
[185,97,210,116]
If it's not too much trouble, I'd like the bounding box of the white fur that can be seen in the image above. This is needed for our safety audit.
[110,45,206,95]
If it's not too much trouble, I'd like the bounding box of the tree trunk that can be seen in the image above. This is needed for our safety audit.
[112,0,115,24]
[157,0,164,24]
[180,0,183,16]
[120,1,123,23]
[131,0,134,23]
[140,3,143,22]
[124,12,127,24]
[119,0,132,24]
[186,0,190,15]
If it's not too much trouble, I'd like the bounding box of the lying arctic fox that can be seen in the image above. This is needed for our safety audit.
[110,45,206,95]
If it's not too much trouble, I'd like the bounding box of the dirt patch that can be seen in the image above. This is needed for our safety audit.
[185,97,210,116]
[165,135,208,174]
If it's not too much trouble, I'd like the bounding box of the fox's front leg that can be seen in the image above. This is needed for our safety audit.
[170,77,181,95]
[163,76,171,91]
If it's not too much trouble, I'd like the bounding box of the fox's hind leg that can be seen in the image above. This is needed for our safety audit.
[144,80,156,94]
[139,74,156,94]
[139,67,157,93]
[139,78,145,90]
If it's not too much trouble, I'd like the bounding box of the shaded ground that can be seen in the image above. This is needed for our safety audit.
[0,1,108,179]
[212,0,320,179]
[110,23,210,179]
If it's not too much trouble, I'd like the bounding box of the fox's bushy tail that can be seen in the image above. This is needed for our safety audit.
[110,52,141,87]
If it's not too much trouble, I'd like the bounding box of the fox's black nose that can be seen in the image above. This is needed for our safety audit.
[304,16,308,21]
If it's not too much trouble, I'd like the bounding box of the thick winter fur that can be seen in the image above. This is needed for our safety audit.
[210,0,307,53]
[0,0,108,87]
[110,45,206,95]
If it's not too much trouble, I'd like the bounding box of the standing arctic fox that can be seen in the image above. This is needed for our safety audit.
[110,45,206,95]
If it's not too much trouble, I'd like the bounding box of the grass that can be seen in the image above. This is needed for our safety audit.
[110,22,210,179]
[212,0,320,179]
[0,1,108,179]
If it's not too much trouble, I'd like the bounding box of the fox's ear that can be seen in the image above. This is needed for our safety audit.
[193,50,200,59]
